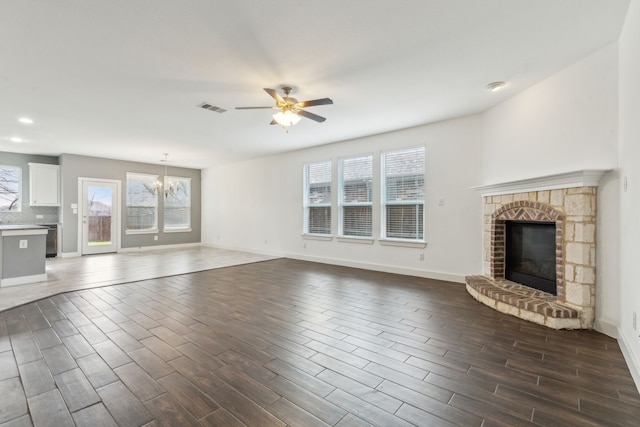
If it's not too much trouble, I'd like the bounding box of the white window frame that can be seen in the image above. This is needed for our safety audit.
[125,172,159,234]
[381,146,426,244]
[303,160,332,237]
[338,154,373,239]
[0,165,22,212]
[163,176,192,232]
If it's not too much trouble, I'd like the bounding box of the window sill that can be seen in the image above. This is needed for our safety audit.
[163,227,192,233]
[379,239,427,249]
[337,236,374,245]
[125,229,159,235]
[302,234,333,241]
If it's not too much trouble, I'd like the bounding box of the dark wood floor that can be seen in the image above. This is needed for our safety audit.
[1,259,638,427]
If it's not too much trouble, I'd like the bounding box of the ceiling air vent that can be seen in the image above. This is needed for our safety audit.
[198,103,227,113]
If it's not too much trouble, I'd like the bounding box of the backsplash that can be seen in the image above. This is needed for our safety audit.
[0,205,59,225]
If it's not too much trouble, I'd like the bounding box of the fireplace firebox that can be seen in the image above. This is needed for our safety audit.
[505,221,557,295]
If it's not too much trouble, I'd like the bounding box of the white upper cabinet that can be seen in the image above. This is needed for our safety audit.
[29,163,60,206]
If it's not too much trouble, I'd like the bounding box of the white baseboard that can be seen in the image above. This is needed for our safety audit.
[59,252,81,258]
[594,320,638,394]
[202,242,285,258]
[117,242,202,253]
[203,243,464,282]
[1,273,48,287]
[286,253,465,283]
[202,243,464,283]
[618,327,640,394]
[60,243,202,257]
[594,318,619,338]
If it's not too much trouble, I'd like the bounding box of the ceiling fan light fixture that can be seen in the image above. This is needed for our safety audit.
[273,110,301,127]
[237,86,332,127]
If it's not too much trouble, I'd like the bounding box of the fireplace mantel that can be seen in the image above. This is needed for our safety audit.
[470,169,610,196]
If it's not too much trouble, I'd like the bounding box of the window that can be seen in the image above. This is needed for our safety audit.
[0,165,21,212]
[339,154,373,237]
[381,147,425,241]
[164,176,191,231]
[126,173,158,232]
[303,160,332,235]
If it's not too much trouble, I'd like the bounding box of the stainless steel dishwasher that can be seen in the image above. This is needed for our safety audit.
[44,224,58,257]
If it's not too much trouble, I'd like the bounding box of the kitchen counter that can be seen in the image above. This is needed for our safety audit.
[0,224,48,287]
[0,224,49,231]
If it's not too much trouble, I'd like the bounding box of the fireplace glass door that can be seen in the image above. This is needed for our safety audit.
[505,221,557,294]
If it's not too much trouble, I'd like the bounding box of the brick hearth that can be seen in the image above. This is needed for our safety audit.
[466,275,580,329]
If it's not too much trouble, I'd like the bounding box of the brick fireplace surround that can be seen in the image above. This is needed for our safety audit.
[465,170,607,329]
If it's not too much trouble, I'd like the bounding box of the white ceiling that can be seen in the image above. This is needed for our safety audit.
[0,0,630,169]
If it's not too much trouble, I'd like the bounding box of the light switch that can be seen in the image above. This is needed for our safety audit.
[19,240,28,249]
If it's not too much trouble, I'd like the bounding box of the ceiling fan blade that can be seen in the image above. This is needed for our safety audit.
[235,106,276,110]
[296,109,327,123]
[297,98,333,108]
[264,88,285,104]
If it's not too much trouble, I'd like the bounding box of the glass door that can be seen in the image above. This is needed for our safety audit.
[81,180,119,255]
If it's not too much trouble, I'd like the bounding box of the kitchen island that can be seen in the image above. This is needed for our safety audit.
[0,224,48,287]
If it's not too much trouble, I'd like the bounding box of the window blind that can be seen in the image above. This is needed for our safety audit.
[381,147,425,240]
[339,155,373,237]
[303,160,332,235]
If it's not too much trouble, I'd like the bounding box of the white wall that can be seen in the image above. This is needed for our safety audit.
[618,0,640,391]
[203,114,484,282]
[482,43,619,184]
[480,43,622,338]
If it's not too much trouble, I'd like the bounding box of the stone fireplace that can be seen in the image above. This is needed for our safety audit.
[465,170,607,329]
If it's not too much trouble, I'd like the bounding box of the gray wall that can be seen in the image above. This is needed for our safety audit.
[59,154,201,254]
[1,233,47,279]
[0,151,59,224]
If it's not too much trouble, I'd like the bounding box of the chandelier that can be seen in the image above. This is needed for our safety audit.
[155,153,175,198]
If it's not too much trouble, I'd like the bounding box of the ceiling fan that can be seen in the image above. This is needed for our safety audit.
[235,86,333,127]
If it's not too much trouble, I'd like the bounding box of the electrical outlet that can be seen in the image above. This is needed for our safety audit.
[19,240,28,249]
[419,253,424,261]
[154,236,158,241]
[36,215,44,219]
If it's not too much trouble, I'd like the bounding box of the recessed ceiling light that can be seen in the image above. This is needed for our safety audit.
[9,136,25,143]
[18,117,34,124]
[487,81,506,92]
